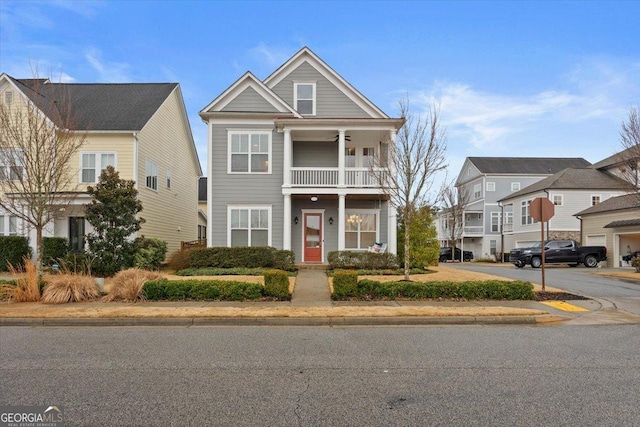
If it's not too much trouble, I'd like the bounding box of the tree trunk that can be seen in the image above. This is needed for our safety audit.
[404,219,411,281]
[36,225,43,277]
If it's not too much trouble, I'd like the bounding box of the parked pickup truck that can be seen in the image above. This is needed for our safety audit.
[509,240,607,268]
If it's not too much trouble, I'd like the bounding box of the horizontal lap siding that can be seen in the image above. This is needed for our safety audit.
[271,62,371,118]
[72,134,134,189]
[222,87,280,113]
[210,124,284,248]
[136,89,200,254]
[293,141,339,167]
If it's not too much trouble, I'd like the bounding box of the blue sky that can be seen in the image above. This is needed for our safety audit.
[2,0,639,186]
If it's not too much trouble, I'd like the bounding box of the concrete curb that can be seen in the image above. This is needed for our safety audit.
[0,314,568,327]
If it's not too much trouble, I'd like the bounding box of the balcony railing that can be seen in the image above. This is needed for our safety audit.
[290,167,387,188]
[463,226,483,236]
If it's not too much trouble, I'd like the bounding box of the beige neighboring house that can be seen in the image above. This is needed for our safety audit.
[575,193,640,267]
[0,73,202,255]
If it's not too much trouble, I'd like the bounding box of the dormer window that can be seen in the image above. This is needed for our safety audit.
[294,82,315,115]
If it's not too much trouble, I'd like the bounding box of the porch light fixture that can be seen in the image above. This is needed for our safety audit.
[328,217,334,225]
[294,216,299,225]
[310,196,318,202]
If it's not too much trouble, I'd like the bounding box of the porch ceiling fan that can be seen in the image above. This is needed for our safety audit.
[329,133,351,143]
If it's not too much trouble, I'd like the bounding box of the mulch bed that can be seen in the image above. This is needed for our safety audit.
[535,291,590,301]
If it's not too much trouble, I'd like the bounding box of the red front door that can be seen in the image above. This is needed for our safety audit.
[304,213,322,262]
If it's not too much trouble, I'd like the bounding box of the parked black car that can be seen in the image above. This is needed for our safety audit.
[622,251,640,262]
[439,247,474,262]
[509,239,607,268]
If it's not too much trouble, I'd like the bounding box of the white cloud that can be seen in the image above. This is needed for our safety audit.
[248,43,293,69]
[85,49,130,82]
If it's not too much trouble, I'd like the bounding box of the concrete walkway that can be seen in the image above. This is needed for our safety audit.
[290,269,332,307]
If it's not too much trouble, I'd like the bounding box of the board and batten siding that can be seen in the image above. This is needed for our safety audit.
[221,87,281,113]
[209,124,284,248]
[136,88,201,254]
[270,62,371,118]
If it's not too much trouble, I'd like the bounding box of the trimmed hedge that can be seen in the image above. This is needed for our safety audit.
[143,278,265,301]
[327,250,399,270]
[189,247,295,270]
[0,236,30,271]
[332,279,535,300]
[263,270,290,299]
[176,267,296,277]
[42,237,69,266]
[332,270,358,298]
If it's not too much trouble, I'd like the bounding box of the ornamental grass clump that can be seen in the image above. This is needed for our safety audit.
[0,259,41,302]
[41,273,101,304]
[104,268,164,302]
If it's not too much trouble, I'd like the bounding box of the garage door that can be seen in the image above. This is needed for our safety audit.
[586,235,606,246]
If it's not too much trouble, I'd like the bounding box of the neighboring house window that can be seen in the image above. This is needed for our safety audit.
[511,182,520,191]
[0,149,24,181]
[552,194,563,206]
[80,152,115,183]
[486,182,495,192]
[166,168,172,189]
[491,212,502,232]
[504,212,513,226]
[294,82,315,115]
[228,206,271,247]
[521,200,535,225]
[363,147,375,167]
[345,210,379,250]
[473,183,482,199]
[591,195,601,206]
[345,147,356,167]
[198,225,206,240]
[490,240,497,255]
[228,131,270,173]
[9,216,17,236]
[146,159,158,190]
[4,91,13,104]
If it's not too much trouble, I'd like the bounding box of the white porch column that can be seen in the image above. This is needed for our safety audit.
[338,129,345,187]
[283,128,292,187]
[338,193,346,250]
[387,203,397,254]
[283,194,291,250]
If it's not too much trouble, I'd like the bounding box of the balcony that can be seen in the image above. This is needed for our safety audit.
[290,167,387,188]
[463,226,483,236]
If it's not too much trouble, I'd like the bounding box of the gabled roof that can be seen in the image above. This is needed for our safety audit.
[467,157,591,174]
[263,46,389,119]
[604,219,640,228]
[574,193,640,216]
[590,145,640,170]
[499,168,630,202]
[200,72,300,117]
[6,75,178,131]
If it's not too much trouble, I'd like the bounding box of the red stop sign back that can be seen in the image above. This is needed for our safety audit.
[530,197,555,222]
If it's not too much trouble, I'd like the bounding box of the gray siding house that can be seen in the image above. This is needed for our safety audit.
[199,47,403,263]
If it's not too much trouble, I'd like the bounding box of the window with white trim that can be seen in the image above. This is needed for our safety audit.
[345,210,379,250]
[504,211,513,225]
[521,200,535,225]
[228,131,270,173]
[4,91,13,104]
[228,206,270,247]
[473,183,482,199]
[0,149,24,181]
[294,82,315,115]
[486,182,495,192]
[552,194,563,206]
[490,240,497,255]
[591,195,601,206]
[146,159,158,190]
[166,168,172,189]
[511,182,520,191]
[80,152,115,183]
[0,215,18,236]
[491,212,502,232]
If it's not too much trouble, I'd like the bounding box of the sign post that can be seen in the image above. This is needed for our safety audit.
[530,197,555,291]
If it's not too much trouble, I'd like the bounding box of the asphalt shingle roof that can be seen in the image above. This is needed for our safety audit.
[13,77,177,131]
[604,219,640,228]
[468,157,591,174]
[575,193,640,216]
[590,145,640,170]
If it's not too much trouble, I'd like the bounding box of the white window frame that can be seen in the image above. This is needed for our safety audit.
[473,183,482,199]
[591,194,601,206]
[0,149,24,181]
[552,194,563,206]
[344,209,380,250]
[486,182,495,192]
[491,212,502,232]
[146,159,158,191]
[294,82,316,116]
[504,212,513,225]
[490,239,497,255]
[511,182,521,191]
[166,168,172,189]
[79,151,117,184]
[521,200,535,225]
[4,91,13,104]
[0,215,18,236]
[227,130,272,174]
[227,205,272,247]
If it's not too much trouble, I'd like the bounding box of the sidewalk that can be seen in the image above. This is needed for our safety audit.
[0,268,572,326]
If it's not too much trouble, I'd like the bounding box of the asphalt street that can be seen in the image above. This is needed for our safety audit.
[1,325,639,426]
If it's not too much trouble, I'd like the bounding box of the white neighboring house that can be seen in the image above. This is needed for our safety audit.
[436,157,591,260]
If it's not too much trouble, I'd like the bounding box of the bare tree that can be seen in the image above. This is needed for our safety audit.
[619,106,640,191]
[372,98,447,280]
[0,76,87,273]
[438,179,470,259]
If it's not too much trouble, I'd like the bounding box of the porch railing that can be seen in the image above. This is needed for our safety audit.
[463,226,484,236]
